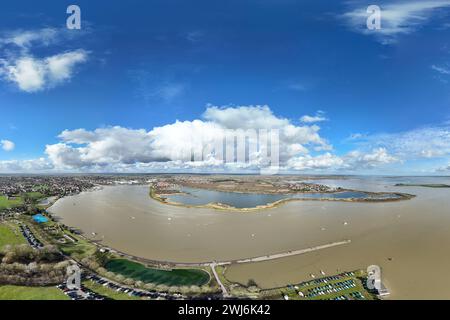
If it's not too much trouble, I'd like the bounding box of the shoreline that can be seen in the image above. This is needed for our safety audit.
[150,186,416,212]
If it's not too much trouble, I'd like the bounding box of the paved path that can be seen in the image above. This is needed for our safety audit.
[232,240,351,265]
[210,262,229,297]
[90,238,351,267]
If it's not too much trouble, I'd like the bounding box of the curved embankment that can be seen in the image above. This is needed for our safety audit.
[100,240,352,268]
[150,187,415,212]
[230,240,351,265]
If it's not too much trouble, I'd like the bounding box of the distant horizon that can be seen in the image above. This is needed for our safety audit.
[0,172,449,178]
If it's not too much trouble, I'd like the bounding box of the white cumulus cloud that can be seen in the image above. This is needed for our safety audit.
[0,106,417,174]
[344,147,399,168]
[287,153,344,171]
[44,105,332,170]
[1,140,15,152]
[1,50,88,92]
[286,148,398,171]
[0,27,89,92]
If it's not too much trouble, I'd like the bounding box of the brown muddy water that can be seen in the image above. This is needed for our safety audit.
[49,176,450,299]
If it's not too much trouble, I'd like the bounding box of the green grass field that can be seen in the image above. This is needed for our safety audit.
[0,196,23,210]
[0,223,26,249]
[59,235,97,260]
[0,285,69,300]
[105,259,210,286]
[83,280,140,300]
[24,192,44,200]
[0,192,45,211]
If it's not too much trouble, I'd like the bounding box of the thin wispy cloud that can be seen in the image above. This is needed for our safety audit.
[185,30,205,43]
[300,111,328,123]
[130,69,187,104]
[347,133,367,141]
[432,64,450,74]
[287,83,306,91]
[341,0,450,44]
[0,28,58,49]
[152,82,186,102]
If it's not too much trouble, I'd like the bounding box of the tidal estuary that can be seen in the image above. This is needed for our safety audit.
[49,176,450,299]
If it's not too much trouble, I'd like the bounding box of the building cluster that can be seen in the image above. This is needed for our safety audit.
[284,182,336,193]
[0,175,157,199]
[0,176,93,198]
[152,181,180,194]
[0,206,27,217]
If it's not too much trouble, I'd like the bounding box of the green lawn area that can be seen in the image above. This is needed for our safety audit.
[83,280,140,300]
[0,196,23,210]
[0,192,45,211]
[33,217,96,260]
[24,192,45,201]
[59,235,97,260]
[0,223,26,249]
[105,259,210,286]
[0,285,69,300]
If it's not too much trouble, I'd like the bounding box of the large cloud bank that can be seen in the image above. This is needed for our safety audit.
[0,105,404,173]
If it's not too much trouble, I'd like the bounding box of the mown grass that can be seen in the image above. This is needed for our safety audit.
[25,192,45,201]
[30,215,96,260]
[0,285,69,300]
[59,236,97,260]
[0,223,26,249]
[105,259,210,286]
[0,192,45,211]
[0,196,23,210]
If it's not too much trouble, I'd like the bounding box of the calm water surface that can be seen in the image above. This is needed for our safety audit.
[166,186,401,208]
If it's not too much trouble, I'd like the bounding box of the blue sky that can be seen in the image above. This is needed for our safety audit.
[0,0,450,174]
